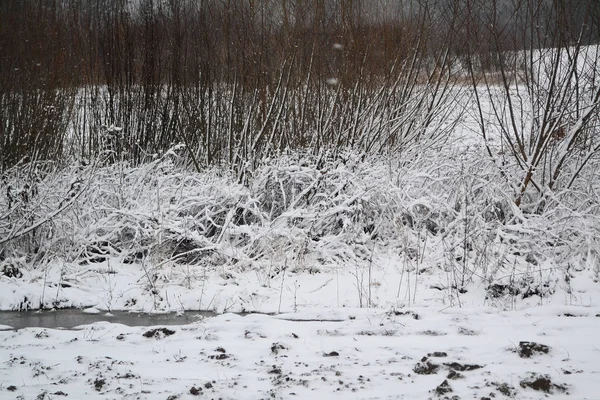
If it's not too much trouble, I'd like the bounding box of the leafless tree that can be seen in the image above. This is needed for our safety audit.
[461,0,600,209]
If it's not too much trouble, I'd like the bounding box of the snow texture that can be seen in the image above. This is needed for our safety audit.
[1,307,598,399]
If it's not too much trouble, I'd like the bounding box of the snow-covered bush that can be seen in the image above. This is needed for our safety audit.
[1,145,599,307]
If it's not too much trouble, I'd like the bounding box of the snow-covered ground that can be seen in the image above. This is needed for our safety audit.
[1,243,600,399]
[1,244,600,314]
[1,306,599,399]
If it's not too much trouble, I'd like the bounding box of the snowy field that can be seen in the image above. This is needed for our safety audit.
[1,248,600,399]
[1,306,599,399]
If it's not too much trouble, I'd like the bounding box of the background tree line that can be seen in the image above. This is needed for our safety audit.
[1,0,599,173]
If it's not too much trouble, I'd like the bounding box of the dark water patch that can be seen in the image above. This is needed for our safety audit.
[0,309,216,330]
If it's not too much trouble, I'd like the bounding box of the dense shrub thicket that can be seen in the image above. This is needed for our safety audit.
[1,147,599,308]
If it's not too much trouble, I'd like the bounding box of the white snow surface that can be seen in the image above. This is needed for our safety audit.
[1,306,599,399]
[1,250,599,314]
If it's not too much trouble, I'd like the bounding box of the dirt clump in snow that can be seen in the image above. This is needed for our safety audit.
[268,365,282,374]
[433,379,453,396]
[446,370,464,380]
[414,357,440,375]
[142,327,175,339]
[562,313,579,317]
[271,342,287,355]
[189,386,202,395]
[93,377,105,391]
[209,347,229,360]
[444,362,483,371]
[428,352,448,357]
[458,327,478,336]
[486,381,516,396]
[391,310,420,320]
[519,374,567,393]
[496,382,516,396]
[517,341,550,358]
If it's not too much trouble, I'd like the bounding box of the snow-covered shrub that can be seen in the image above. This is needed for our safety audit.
[1,145,599,307]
